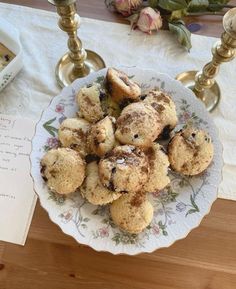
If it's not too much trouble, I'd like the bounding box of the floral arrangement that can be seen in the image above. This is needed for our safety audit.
[105,0,234,50]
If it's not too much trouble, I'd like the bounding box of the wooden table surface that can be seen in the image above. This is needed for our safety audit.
[1,1,236,289]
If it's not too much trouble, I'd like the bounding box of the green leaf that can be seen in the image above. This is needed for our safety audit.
[179,179,188,188]
[168,20,192,51]
[188,0,209,12]
[48,191,65,205]
[208,0,230,11]
[112,233,121,245]
[45,126,58,137]
[163,230,168,236]
[171,192,178,202]
[96,76,105,84]
[43,117,56,127]
[105,0,114,9]
[190,194,199,211]
[43,117,58,137]
[170,9,187,20]
[128,75,135,79]
[209,0,229,4]
[126,13,139,29]
[148,0,159,8]
[158,220,165,230]
[186,208,198,216]
[48,126,58,132]
[92,208,99,215]
[209,0,230,4]
[110,222,116,228]
[146,224,152,230]
[158,0,188,11]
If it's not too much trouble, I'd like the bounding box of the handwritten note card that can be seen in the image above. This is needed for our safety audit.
[0,115,37,245]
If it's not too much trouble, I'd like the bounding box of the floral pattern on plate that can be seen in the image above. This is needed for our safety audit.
[30,68,223,255]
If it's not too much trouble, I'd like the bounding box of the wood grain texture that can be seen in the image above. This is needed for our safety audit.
[0,1,236,288]
[1,200,236,289]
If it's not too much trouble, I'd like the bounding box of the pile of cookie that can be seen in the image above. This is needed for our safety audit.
[40,68,214,234]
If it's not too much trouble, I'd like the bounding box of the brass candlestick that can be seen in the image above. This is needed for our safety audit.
[176,8,236,112]
[48,0,105,87]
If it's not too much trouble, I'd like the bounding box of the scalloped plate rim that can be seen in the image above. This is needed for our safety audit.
[30,67,223,255]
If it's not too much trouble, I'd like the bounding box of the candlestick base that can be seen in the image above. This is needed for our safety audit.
[55,50,106,88]
[176,70,220,112]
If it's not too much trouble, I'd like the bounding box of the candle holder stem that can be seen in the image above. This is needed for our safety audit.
[49,0,105,88]
[176,8,236,112]
[193,32,236,100]
[56,3,87,76]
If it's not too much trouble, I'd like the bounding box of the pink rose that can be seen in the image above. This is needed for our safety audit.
[152,224,160,235]
[183,112,190,121]
[137,7,162,34]
[152,191,160,198]
[114,0,142,16]
[180,111,191,123]
[99,227,109,238]
[60,210,73,223]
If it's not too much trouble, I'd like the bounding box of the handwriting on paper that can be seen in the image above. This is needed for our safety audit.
[0,115,37,245]
[0,117,31,172]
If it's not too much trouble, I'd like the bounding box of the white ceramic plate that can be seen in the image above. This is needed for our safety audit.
[30,67,223,255]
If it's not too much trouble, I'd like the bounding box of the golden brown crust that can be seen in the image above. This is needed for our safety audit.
[98,145,150,193]
[87,116,116,157]
[40,148,85,195]
[168,127,214,175]
[58,118,90,158]
[143,89,178,133]
[143,143,170,193]
[80,161,121,205]
[106,68,141,103]
[115,102,162,147]
[77,83,104,123]
[110,192,153,234]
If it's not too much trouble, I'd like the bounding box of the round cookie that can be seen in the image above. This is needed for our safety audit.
[99,145,150,193]
[58,117,90,158]
[143,143,170,193]
[80,161,121,205]
[115,102,162,147]
[77,83,104,123]
[110,192,154,234]
[168,127,214,176]
[40,148,85,195]
[106,68,141,103]
[87,116,116,157]
[144,89,178,138]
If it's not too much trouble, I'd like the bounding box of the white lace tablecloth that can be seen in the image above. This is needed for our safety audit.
[0,3,235,200]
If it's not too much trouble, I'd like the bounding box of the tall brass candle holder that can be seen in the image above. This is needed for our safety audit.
[176,8,236,112]
[48,0,105,87]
